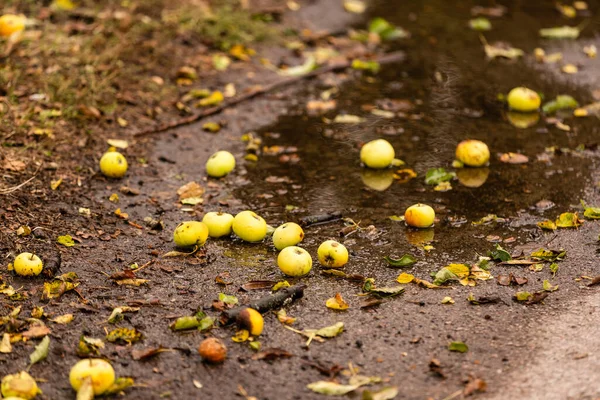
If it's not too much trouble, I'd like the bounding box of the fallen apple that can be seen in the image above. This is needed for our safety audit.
[0,14,25,37]
[206,150,235,178]
[404,204,435,228]
[317,240,349,268]
[507,87,541,112]
[360,169,394,191]
[198,338,227,363]
[202,212,234,238]
[173,221,209,247]
[277,246,313,276]
[232,211,267,242]
[237,308,264,336]
[69,359,115,395]
[13,253,43,276]
[360,139,395,169]
[272,222,304,250]
[99,151,128,178]
[1,371,41,400]
[455,140,490,167]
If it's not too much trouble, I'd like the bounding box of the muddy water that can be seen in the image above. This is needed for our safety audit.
[231,0,598,268]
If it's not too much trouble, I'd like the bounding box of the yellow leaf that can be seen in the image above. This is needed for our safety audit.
[52,0,76,10]
[51,314,74,324]
[107,139,129,149]
[446,264,470,279]
[232,329,250,342]
[325,293,349,310]
[197,91,224,107]
[441,296,455,304]
[396,273,414,284]
[50,178,63,190]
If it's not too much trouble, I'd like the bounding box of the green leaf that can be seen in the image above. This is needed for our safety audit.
[367,286,405,298]
[198,316,215,332]
[368,18,409,40]
[383,254,417,268]
[278,55,317,77]
[537,220,557,230]
[531,248,566,262]
[307,381,359,395]
[104,377,135,396]
[29,335,50,366]
[448,341,468,353]
[549,263,559,276]
[469,17,492,31]
[583,206,600,219]
[362,386,399,400]
[351,59,380,74]
[57,235,75,247]
[543,280,559,292]
[539,25,581,39]
[425,168,456,185]
[542,95,579,114]
[515,291,532,302]
[170,316,202,331]
[489,244,511,262]
[313,322,345,338]
[218,293,239,305]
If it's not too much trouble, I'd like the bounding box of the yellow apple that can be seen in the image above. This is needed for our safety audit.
[360,169,394,191]
[13,253,43,276]
[99,151,128,178]
[457,168,490,188]
[455,140,490,167]
[232,211,267,242]
[0,14,26,37]
[206,151,235,178]
[202,212,234,238]
[173,221,209,247]
[360,139,395,169]
[69,359,115,395]
[317,240,349,268]
[272,222,304,250]
[507,87,541,112]
[237,308,264,336]
[277,246,312,276]
[404,204,435,228]
[1,371,41,400]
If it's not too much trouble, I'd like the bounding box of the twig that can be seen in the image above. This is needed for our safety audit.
[0,165,41,195]
[220,284,306,325]
[134,51,405,137]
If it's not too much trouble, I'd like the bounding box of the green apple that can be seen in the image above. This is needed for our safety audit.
[277,246,312,277]
[237,308,264,336]
[206,150,235,178]
[507,87,541,112]
[404,204,435,228]
[13,253,43,276]
[232,211,267,242]
[99,151,128,178]
[317,240,349,268]
[173,221,209,247]
[457,168,490,188]
[272,222,304,250]
[360,139,395,169]
[69,359,115,395]
[506,111,539,129]
[202,212,234,238]
[455,140,490,167]
[360,169,394,191]
[1,371,41,400]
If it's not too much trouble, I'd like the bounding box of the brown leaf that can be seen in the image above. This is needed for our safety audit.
[497,274,528,286]
[78,105,101,119]
[464,378,487,396]
[177,182,204,201]
[526,291,549,305]
[2,158,26,172]
[22,325,51,339]
[587,276,600,287]
[499,152,529,164]
[109,270,136,280]
[132,346,170,361]
[429,358,446,379]
[251,348,294,361]
[241,280,278,291]
[360,298,383,309]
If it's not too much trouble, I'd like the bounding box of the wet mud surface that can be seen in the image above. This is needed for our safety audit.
[2,0,600,399]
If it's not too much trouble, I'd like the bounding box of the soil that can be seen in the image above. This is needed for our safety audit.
[2,0,600,399]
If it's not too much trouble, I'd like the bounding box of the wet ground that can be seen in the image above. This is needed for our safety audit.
[3,0,600,399]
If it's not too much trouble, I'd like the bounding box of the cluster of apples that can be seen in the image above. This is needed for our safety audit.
[173,210,350,277]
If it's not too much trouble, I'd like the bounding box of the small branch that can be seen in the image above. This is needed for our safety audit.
[300,211,343,227]
[220,284,307,325]
[134,51,405,137]
[0,165,41,195]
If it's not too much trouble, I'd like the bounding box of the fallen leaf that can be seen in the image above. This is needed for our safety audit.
[343,0,366,14]
[469,17,491,31]
[29,336,50,366]
[104,377,135,396]
[542,95,579,113]
[448,341,468,353]
[251,348,294,361]
[441,296,454,304]
[464,378,487,396]
[241,280,278,291]
[22,325,51,339]
[333,114,365,124]
[131,346,170,361]
[278,55,317,77]
[363,386,399,400]
[425,168,455,185]
[514,291,532,302]
[531,248,566,261]
[0,333,12,353]
[106,328,143,344]
[77,336,105,357]
[539,25,581,39]
[326,293,349,310]
[57,235,75,247]
[499,152,529,164]
[482,39,524,59]
[396,273,415,284]
[542,280,559,292]
[51,314,74,324]
[384,254,417,268]
[368,17,409,40]
[307,381,359,396]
